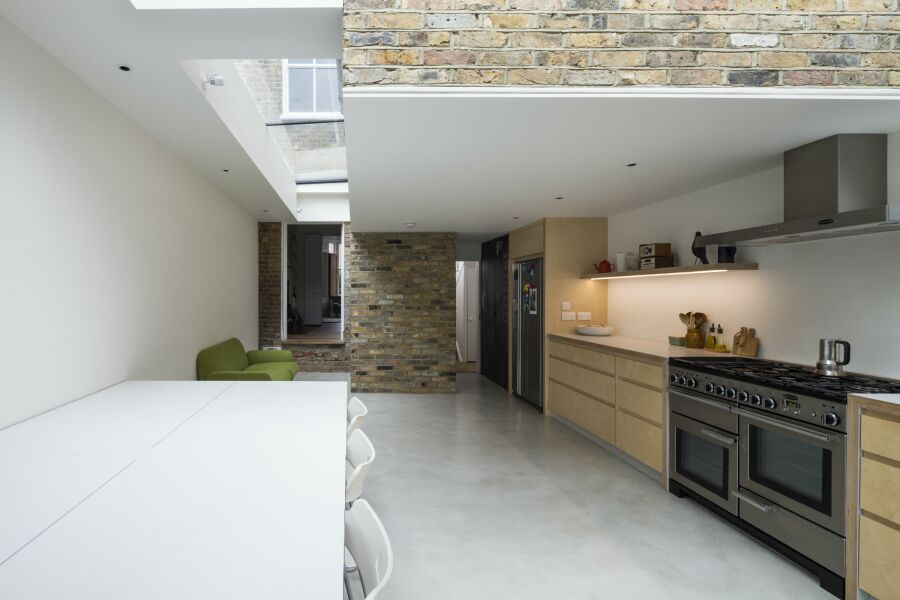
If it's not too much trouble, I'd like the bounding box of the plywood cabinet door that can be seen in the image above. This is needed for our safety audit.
[615,410,663,473]
[550,381,615,445]
[859,515,900,600]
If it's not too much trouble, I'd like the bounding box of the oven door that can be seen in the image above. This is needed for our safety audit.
[670,411,739,515]
[738,409,845,535]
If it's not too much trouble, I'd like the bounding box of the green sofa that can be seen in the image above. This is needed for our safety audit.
[196,338,299,381]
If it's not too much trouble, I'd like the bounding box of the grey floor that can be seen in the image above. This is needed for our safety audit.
[306,372,833,600]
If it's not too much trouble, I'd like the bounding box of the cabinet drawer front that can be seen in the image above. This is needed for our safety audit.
[615,410,662,473]
[616,379,663,426]
[550,381,615,445]
[859,515,900,600]
[861,413,900,464]
[861,456,900,525]
[616,357,663,390]
[549,358,615,404]
[548,342,615,375]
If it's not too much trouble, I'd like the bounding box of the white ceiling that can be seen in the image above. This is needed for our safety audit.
[344,87,900,241]
[0,0,342,221]
[5,1,900,234]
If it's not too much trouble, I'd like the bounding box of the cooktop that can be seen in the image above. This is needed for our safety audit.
[669,356,900,403]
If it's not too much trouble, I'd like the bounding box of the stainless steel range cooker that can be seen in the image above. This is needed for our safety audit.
[667,357,900,599]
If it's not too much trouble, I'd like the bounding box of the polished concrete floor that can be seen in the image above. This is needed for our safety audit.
[319,373,832,600]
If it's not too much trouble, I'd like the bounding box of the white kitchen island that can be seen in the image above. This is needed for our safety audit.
[0,381,347,600]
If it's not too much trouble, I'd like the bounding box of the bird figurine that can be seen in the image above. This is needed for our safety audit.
[692,231,709,265]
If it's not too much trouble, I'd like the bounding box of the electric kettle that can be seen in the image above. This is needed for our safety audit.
[815,339,850,377]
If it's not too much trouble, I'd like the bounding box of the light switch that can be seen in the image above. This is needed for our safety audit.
[577,312,592,321]
[561,301,571,311]
[562,311,576,321]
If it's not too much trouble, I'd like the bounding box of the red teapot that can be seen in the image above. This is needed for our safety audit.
[594,260,614,273]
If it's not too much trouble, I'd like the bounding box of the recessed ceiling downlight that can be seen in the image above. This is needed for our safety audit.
[626,162,638,167]
[404,222,417,229]
[117,64,132,72]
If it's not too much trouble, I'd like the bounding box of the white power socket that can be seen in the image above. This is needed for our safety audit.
[562,311,576,321]
[561,301,572,311]
[577,312,592,321]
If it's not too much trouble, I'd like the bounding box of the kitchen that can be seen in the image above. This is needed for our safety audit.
[502,133,900,600]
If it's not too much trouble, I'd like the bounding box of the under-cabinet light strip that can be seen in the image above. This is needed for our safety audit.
[588,270,728,280]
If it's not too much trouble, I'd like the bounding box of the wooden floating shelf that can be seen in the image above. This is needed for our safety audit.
[582,263,758,280]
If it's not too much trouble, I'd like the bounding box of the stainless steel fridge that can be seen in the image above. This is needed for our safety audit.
[512,258,543,410]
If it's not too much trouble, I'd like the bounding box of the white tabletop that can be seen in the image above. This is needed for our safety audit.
[0,381,347,599]
[0,381,233,454]
[0,453,135,564]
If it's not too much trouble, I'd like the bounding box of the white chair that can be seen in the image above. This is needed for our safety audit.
[347,397,368,436]
[346,429,375,506]
[344,499,393,600]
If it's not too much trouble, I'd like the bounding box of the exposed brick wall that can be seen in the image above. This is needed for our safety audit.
[289,343,351,371]
[258,225,457,388]
[343,1,900,86]
[258,222,283,347]
[349,233,457,393]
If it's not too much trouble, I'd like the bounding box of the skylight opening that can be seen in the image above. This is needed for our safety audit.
[234,59,347,186]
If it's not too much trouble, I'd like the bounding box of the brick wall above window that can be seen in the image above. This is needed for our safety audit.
[343,1,900,87]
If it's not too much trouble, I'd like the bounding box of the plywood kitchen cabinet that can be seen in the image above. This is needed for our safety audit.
[509,220,544,261]
[547,336,666,484]
[506,218,608,401]
[846,395,900,600]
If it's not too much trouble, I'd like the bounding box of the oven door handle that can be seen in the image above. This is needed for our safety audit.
[700,427,737,446]
[672,391,732,413]
[733,490,774,513]
[735,409,835,442]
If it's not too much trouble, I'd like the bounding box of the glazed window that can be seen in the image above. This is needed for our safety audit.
[282,59,342,120]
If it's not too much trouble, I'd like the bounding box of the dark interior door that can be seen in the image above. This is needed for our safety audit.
[480,235,508,389]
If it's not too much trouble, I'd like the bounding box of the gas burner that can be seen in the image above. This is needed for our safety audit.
[669,356,900,403]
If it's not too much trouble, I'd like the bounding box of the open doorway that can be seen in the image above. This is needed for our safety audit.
[456,260,480,373]
[286,224,343,342]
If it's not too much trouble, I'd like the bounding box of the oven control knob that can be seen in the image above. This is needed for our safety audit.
[714,385,725,396]
[686,377,697,388]
[670,373,679,384]
[737,391,749,403]
[750,394,762,406]
[823,413,840,427]
[725,388,736,399]
[678,376,687,386]
[763,397,777,410]
[704,382,715,394]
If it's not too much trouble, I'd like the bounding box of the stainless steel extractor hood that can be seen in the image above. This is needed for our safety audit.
[697,134,900,247]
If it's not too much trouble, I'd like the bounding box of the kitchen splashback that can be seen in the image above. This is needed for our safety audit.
[607,164,900,380]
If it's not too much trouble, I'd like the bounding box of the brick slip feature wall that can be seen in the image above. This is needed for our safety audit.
[349,233,457,393]
[258,222,282,347]
[343,0,900,87]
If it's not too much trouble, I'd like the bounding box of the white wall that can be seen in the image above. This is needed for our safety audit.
[608,147,900,379]
[0,17,258,428]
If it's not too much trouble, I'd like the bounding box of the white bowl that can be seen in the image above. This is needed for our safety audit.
[577,325,614,336]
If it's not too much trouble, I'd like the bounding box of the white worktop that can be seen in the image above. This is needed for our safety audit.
[548,333,732,359]
[0,380,347,599]
[848,393,900,408]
